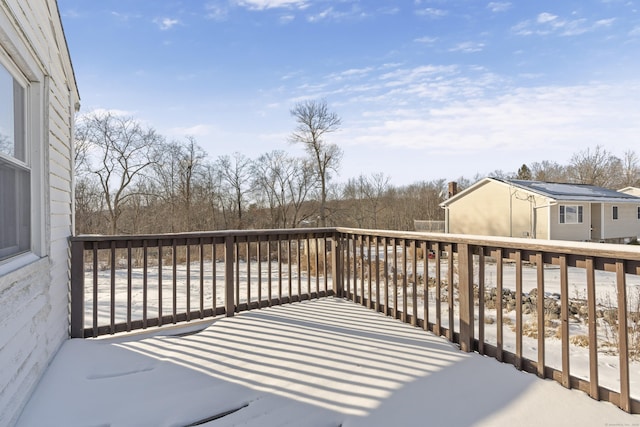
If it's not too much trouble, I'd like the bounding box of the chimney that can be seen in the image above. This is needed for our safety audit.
[448,181,458,198]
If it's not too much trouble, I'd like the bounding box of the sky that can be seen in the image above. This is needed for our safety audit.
[58,0,640,186]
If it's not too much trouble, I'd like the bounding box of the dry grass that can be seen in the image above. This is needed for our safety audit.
[570,335,590,347]
[512,316,556,339]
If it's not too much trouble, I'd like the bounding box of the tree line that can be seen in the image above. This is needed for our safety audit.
[74,101,640,235]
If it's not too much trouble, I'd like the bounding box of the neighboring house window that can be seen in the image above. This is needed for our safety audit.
[613,206,619,220]
[638,206,640,220]
[0,61,29,262]
[559,205,583,224]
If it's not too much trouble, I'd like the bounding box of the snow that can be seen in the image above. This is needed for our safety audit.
[17,298,640,427]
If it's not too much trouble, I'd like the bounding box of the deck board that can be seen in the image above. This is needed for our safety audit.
[17,298,640,427]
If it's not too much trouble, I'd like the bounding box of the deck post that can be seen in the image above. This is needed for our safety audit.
[70,239,85,338]
[332,234,343,297]
[225,235,235,317]
[458,243,474,352]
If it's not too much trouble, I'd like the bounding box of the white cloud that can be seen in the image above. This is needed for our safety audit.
[449,41,485,53]
[77,108,136,121]
[414,36,438,44]
[537,12,558,24]
[513,13,616,36]
[415,8,447,18]
[594,18,615,27]
[487,2,511,13]
[339,82,640,161]
[62,8,82,18]
[234,0,309,11]
[154,17,180,30]
[343,67,374,76]
[306,5,366,23]
[630,25,640,37]
[110,11,141,22]
[279,14,295,24]
[204,4,228,20]
[307,7,335,22]
[167,124,216,138]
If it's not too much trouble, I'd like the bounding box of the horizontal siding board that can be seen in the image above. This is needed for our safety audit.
[49,174,72,193]
[50,199,72,216]
[50,225,73,243]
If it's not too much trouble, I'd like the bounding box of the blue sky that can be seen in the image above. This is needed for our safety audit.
[58,0,640,185]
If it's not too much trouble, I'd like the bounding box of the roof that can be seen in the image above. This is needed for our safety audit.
[497,178,640,202]
[441,178,640,206]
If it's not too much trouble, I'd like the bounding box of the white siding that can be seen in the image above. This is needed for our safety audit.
[0,0,78,425]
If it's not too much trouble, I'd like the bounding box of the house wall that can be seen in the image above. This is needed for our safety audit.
[532,199,549,239]
[591,203,603,241]
[446,180,549,239]
[0,1,78,426]
[548,203,592,241]
[600,203,640,241]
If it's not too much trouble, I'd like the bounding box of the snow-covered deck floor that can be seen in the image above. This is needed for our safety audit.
[17,298,640,427]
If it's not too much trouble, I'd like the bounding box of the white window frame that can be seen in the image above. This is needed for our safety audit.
[559,204,583,224]
[0,60,29,261]
[0,36,45,271]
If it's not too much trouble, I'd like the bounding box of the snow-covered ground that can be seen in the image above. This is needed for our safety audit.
[17,298,640,427]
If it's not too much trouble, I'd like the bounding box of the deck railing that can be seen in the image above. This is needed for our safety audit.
[70,228,640,413]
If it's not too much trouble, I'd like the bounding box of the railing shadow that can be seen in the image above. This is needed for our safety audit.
[20,298,639,426]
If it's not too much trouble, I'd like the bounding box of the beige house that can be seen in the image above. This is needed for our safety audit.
[0,1,79,425]
[440,178,640,242]
[620,187,640,197]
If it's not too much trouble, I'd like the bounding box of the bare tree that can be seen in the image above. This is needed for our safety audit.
[289,99,342,227]
[76,111,163,234]
[567,145,621,188]
[152,141,182,231]
[216,152,253,229]
[364,173,390,229]
[342,173,390,229]
[252,150,316,228]
[196,163,224,230]
[617,150,640,188]
[342,176,369,228]
[529,160,568,182]
[176,137,206,231]
[74,176,105,234]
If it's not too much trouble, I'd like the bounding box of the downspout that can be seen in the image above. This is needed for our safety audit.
[588,202,592,241]
[444,207,449,233]
[509,185,513,237]
[547,204,551,240]
[531,198,536,239]
[601,203,605,242]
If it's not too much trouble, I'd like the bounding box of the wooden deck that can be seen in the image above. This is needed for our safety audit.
[17,298,640,426]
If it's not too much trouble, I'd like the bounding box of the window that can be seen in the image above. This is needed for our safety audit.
[559,205,583,224]
[613,206,619,220]
[0,61,29,262]
[637,206,640,220]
